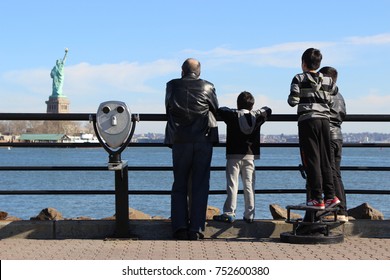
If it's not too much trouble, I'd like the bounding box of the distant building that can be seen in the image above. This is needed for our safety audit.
[19,134,71,143]
[65,133,99,143]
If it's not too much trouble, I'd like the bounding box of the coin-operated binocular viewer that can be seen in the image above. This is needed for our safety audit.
[93,101,139,238]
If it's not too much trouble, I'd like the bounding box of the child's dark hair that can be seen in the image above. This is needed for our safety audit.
[237,91,255,110]
[302,48,322,70]
[319,66,338,83]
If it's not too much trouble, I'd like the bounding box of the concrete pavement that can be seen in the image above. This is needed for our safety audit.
[0,219,389,260]
[1,237,389,260]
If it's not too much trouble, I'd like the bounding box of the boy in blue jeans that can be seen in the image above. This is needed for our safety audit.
[213,91,271,223]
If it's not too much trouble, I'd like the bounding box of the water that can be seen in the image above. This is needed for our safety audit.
[1,146,389,220]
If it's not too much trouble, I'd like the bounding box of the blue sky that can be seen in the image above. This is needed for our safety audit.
[1,0,390,134]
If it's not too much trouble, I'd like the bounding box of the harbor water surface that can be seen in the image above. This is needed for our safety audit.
[0,146,389,220]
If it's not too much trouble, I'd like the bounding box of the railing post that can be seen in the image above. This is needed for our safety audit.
[114,161,129,237]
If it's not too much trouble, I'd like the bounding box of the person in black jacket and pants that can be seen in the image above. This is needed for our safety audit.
[164,58,219,240]
[319,66,348,222]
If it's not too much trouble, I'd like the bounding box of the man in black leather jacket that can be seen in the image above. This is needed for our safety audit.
[164,58,219,240]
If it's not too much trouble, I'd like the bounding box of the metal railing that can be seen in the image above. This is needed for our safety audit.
[2,112,390,236]
[1,112,390,197]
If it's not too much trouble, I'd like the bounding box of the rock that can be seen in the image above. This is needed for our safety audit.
[347,203,384,220]
[101,216,115,220]
[5,216,22,221]
[102,206,218,220]
[30,207,64,221]
[206,205,220,220]
[269,204,302,220]
[0,211,21,221]
[65,216,93,220]
[151,216,166,219]
[102,207,152,220]
[129,208,152,219]
[0,211,8,220]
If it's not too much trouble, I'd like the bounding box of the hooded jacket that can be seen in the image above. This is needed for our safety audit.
[164,73,219,145]
[218,106,272,159]
[288,72,334,122]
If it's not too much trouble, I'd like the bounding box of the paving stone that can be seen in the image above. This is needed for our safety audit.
[1,238,390,260]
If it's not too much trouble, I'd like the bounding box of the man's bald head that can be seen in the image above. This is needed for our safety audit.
[181,58,201,78]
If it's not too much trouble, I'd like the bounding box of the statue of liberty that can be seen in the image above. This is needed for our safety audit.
[50,48,68,96]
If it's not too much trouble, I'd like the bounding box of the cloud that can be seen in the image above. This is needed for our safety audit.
[2,68,50,95]
[346,93,390,114]
[65,59,178,95]
[3,32,388,104]
[1,59,179,113]
[2,59,178,92]
[345,33,390,45]
[182,34,390,69]
[184,41,337,68]
[2,32,390,134]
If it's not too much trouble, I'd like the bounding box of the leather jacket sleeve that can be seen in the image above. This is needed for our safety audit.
[330,87,346,140]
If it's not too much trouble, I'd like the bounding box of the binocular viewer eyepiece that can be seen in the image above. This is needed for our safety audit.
[93,101,137,168]
[96,101,132,149]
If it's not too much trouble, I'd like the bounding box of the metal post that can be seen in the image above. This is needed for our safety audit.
[114,161,129,237]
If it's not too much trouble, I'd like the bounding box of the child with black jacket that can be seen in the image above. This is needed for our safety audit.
[319,66,348,221]
[213,91,271,223]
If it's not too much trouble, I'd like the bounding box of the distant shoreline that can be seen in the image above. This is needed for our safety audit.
[2,131,390,145]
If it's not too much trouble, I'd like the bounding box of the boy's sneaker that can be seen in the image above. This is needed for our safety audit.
[303,199,325,210]
[322,214,348,223]
[213,214,235,223]
[243,217,254,223]
[324,197,341,208]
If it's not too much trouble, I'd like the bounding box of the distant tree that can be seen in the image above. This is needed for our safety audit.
[0,120,94,136]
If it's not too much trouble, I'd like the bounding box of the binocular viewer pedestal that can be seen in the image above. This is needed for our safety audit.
[92,101,138,238]
[107,153,127,171]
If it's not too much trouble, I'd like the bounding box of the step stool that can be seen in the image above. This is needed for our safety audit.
[280,204,344,244]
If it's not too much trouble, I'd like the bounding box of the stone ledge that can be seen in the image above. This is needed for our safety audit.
[0,219,389,239]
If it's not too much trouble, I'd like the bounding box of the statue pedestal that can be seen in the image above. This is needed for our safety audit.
[46,96,70,113]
